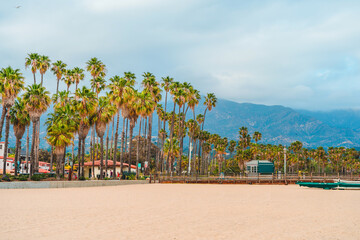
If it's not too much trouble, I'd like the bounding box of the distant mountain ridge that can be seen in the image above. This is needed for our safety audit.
[3,99,360,149]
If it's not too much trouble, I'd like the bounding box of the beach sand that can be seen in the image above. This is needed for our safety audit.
[0,184,359,240]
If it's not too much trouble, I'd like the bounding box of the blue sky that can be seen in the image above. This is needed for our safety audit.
[1,0,360,110]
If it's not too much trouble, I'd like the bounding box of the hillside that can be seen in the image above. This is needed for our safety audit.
[2,99,360,149]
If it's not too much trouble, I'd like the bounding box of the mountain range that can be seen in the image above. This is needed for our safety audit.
[3,98,360,150]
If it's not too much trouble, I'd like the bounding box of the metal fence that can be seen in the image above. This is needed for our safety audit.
[152,173,360,184]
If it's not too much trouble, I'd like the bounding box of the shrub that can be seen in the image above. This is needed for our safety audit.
[78,176,86,181]
[1,175,11,182]
[19,175,28,181]
[31,174,43,181]
[104,177,110,180]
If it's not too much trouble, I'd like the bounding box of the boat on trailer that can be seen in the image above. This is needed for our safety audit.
[297,180,360,190]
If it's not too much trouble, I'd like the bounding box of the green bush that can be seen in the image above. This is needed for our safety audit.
[104,177,110,180]
[78,176,86,181]
[1,175,11,182]
[31,174,43,181]
[19,175,28,181]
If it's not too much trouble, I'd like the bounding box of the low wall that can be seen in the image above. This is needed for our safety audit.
[0,180,148,189]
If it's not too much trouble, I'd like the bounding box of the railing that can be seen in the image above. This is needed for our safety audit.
[153,173,360,184]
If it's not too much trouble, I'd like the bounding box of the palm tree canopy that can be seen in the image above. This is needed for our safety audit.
[23,84,51,120]
[38,55,51,75]
[0,67,25,107]
[10,97,30,126]
[51,60,67,80]
[25,53,40,74]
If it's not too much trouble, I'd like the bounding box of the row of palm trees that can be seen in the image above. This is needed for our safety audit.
[0,53,219,179]
[200,126,360,175]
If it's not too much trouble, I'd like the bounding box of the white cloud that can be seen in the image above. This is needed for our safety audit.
[0,0,360,110]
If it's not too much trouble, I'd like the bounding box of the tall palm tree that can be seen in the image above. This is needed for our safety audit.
[23,84,50,176]
[108,74,135,178]
[164,137,180,175]
[38,55,51,87]
[202,93,217,131]
[86,58,106,178]
[9,98,30,176]
[95,96,116,179]
[63,69,74,92]
[25,53,40,84]
[134,90,154,178]
[0,67,25,175]
[51,60,67,97]
[124,90,139,173]
[74,86,97,178]
[46,107,76,180]
[72,67,85,92]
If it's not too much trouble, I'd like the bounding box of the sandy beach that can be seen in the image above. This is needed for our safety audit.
[0,184,359,240]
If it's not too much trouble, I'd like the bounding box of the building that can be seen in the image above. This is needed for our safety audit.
[19,161,51,174]
[246,160,274,175]
[0,142,15,174]
[82,160,136,179]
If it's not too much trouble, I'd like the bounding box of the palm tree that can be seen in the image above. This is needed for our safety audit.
[124,91,139,173]
[0,67,25,175]
[202,93,217,131]
[72,67,85,92]
[108,74,135,178]
[23,84,50,176]
[46,108,75,180]
[141,73,161,172]
[95,96,116,179]
[9,98,30,176]
[25,53,40,84]
[86,58,106,178]
[164,137,180,175]
[63,69,74,92]
[74,86,97,178]
[38,55,51,86]
[51,60,67,97]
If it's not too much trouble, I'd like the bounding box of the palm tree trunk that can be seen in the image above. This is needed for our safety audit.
[100,135,104,180]
[40,74,44,87]
[146,113,153,175]
[81,139,85,178]
[30,120,37,177]
[136,118,142,178]
[14,138,19,176]
[156,115,161,173]
[56,152,65,180]
[56,79,60,96]
[62,148,66,179]
[77,137,82,178]
[0,106,7,141]
[90,128,94,179]
[128,124,134,173]
[166,102,177,173]
[105,124,110,177]
[125,118,129,154]
[2,113,10,175]
[120,117,126,176]
[33,72,36,84]
[50,146,54,173]
[113,112,120,179]
[34,120,40,173]
[26,125,29,174]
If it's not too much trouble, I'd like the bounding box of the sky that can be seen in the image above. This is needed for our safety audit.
[1,0,360,110]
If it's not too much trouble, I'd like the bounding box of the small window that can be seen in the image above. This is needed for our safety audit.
[0,145,2,149]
